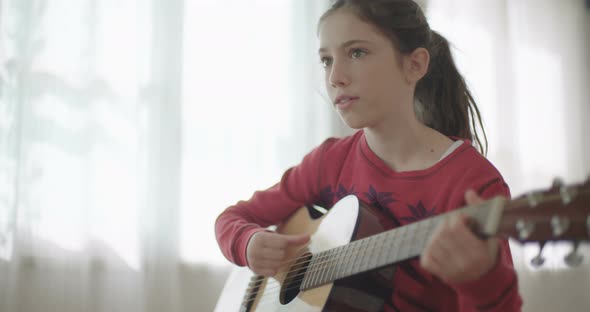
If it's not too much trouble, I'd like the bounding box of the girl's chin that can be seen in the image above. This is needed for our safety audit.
[337,114,366,130]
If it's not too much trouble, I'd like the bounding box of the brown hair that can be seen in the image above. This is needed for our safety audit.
[320,0,488,155]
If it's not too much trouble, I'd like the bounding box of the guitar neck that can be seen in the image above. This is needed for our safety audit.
[301,197,505,290]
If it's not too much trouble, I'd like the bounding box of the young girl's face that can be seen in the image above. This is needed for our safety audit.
[318,9,414,129]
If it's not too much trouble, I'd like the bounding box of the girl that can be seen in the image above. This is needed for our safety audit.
[216,0,523,311]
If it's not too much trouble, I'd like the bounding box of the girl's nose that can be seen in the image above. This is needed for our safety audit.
[329,62,351,88]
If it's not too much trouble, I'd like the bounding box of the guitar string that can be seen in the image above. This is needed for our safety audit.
[245,199,504,273]
[241,188,590,307]
[244,217,446,305]
[251,215,440,279]
[246,225,416,290]
[249,230,431,308]
[247,226,415,290]
[247,199,496,278]
[243,225,433,307]
[246,217,441,294]
[246,208,496,305]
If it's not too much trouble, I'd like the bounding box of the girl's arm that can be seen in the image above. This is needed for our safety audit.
[215,138,336,267]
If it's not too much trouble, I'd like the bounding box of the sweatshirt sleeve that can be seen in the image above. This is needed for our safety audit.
[453,177,523,311]
[214,138,336,267]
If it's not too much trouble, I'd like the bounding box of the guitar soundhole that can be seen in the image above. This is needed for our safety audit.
[280,252,312,305]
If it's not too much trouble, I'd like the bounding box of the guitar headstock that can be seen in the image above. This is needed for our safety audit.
[498,178,590,244]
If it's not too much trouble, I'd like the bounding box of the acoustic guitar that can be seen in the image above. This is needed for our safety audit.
[215,179,590,312]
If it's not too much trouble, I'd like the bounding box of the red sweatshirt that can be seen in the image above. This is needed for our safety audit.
[215,130,522,311]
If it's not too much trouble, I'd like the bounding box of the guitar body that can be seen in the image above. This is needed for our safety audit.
[215,196,397,312]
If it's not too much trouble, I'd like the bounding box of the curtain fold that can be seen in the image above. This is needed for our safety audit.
[425,1,590,311]
[0,0,331,311]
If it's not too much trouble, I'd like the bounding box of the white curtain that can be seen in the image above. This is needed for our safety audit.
[2,0,589,311]
[426,0,590,311]
[0,0,331,311]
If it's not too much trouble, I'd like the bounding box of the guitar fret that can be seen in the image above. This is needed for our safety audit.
[379,234,389,267]
[359,237,370,273]
[390,229,400,262]
[352,240,362,274]
[381,233,390,266]
[342,245,349,278]
[330,249,338,280]
[337,246,345,279]
[328,246,342,281]
[324,249,333,284]
[368,235,377,269]
[336,246,344,280]
[373,234,384,268]
[333,247,341,280]
[374,235,381,268]
[318,251,327,286]
[409,221,420,257]
[314,252,322,287]
[310,255,320,288]
[421,218,437,253]
[345,242,354,276]
[323,249,333,285]
[410,222,422,256]
[350,242,358,274]
[400,224,411,260]
[339,246,346,279]
[360,237,372,272]
[406,222,422,259]
[313,253,322,286]
[421,219,434,251]
[303,254,314,289]
[346,242,355,277]
[371,234,381,268]
[371,236,380,268]
[305,257,313,289]
[384,230,393,262]
[342,244,351,278]
[409,222,421,257]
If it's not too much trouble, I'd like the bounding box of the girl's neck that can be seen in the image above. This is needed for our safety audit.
[363,118,454,172]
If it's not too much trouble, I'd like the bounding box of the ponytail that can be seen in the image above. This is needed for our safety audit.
[415,31,488,155]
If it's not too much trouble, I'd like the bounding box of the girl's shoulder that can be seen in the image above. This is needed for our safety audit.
[445,141,509,191]
[454,143,503,177]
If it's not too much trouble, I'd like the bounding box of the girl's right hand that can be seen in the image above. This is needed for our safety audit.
[246,231,310,277]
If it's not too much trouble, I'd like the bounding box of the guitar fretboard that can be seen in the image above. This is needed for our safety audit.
[300,198,504,290]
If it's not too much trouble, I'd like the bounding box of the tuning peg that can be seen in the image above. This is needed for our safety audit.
[550,177,579,205]
[551,216,570,237]
[551,177,564,189]
[526,192,543,207]
[564,241,584,267]
[530,242,546,267]
[516,219,535,239]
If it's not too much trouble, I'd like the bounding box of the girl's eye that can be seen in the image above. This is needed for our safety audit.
[320,57,332,68]
[350,48,367,59]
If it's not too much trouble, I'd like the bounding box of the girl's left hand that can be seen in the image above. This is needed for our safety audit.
[420,189,500,284]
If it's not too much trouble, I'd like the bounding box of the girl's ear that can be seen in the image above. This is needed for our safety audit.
[403,47,430,84]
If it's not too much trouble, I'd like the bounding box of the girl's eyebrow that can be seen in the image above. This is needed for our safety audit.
[318,39,371,54]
